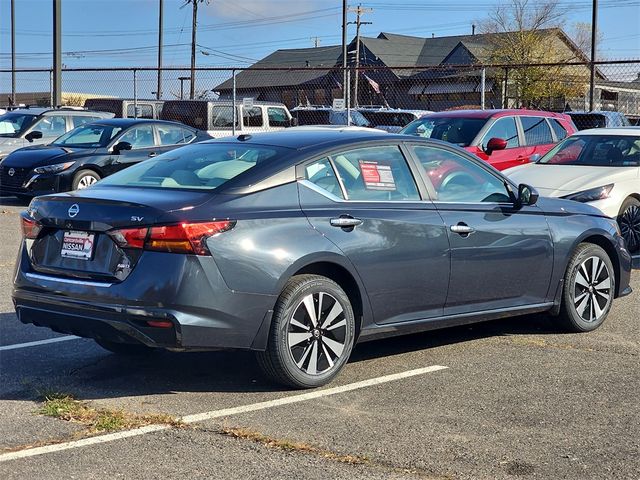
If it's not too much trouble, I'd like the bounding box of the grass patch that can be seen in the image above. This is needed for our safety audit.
[37,393,182,433]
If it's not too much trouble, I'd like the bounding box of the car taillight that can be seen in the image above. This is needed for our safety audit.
[109,221,234,256]
[21,216,42,239]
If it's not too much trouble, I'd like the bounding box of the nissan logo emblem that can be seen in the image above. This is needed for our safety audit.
[7,168,15,177]
[68,204,80,218]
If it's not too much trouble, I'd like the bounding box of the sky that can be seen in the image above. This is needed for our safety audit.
[0,0,638,97]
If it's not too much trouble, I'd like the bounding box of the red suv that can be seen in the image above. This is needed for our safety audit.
[400,109,576,171]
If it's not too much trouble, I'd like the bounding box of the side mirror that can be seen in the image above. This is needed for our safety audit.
[289,117,298,127]
[516,183,539,207]
[485,137,507,155]
[529,153,541,163]
[112,141,132,154]
[25,130,43,142]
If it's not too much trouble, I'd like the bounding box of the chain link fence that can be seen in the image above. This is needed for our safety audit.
[2,60,639,127]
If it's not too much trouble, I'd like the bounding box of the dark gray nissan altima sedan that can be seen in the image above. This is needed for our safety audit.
[13,130,633,388]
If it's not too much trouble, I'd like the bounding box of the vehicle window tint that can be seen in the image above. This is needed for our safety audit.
[157,125,196,145]
[243,107,263,127]
[126,104,154,119]
[33,115,67,138]
[402,117,486,147]
[268,107,290,127]
[305,158,344,199]
[550,119,568,141]
[210,106,237,128]
[481,117,519,149]
[521,116,553,145]
[295,110,329,125]
[412,145,512,203]
[54,124,123,147]
[72,116,100,128]
[540,135,640,166]
[330,145,419,201]
[118,125,155,149]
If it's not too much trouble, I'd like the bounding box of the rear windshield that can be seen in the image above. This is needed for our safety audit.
[97,143,287,190]
[360,111,416,127]
[400,117,486,147]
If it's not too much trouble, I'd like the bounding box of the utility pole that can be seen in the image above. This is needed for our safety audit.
[341,0,347,105]
[589,0,598,111]
[157,0,163,100]
[348,4,372,107]
[311,37,320,48]
[53,0,62,107]
[11,0,16,105]
[189,0,199,99]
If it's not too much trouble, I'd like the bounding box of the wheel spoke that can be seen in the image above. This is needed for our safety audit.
[296,342,314,368]
[575,293,590,317]
[594,289,610,301]
[592,294,604,318]
[321,343,335,368]
[580,263,591,284]
[303,295,318,327]
[317,292,324,322]
[575,270,590,288]
[326,318,347,331]
[574,291,589,304]
[288,331,312,347]
[591,257,600,284]
[322,336,345,358]
[306,341,319,375]
[290,317,310,331]
[321,301,343,329]
[594,277,611,291]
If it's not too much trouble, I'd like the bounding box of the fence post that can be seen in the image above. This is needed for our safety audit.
[49,70,54,107]
[133,69,138,119]
[232,69,237,136]
[502,67,509,108]
[480,67,486,110]
[346,69,351,126]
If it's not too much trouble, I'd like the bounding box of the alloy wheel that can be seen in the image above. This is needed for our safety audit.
[77,175,98,189]
[618,204,640,253]
[287,292,347,375]
[572,255,612,323]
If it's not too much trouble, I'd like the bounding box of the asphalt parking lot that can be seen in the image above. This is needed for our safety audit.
[0,196,638,480]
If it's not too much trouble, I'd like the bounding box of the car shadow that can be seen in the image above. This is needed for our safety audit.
[0,195,29,207]
[0,311,561,401]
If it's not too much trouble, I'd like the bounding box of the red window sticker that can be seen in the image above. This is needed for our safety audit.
[359,160,396,191]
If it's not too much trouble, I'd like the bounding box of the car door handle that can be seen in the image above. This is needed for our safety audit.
[450,223,475,235]
[330,217,363,228]
[148,152,157,158]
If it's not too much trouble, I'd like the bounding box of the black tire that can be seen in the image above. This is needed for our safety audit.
[95,339,156,355]
[558,243,615,332]
[256,274,356,389]
[617,197,640,254]
[72,169,101,190]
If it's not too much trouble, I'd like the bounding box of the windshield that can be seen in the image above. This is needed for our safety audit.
[400,117,486,147]
[0,113,37,137]
[538,134,640,166]
[98,143,287,190]
[52,124,123,148]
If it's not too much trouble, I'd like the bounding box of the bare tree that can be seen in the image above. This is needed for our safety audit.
[479,0,590,109]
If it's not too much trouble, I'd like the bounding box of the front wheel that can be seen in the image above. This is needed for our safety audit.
[558,243,615,332]
[617,197,640,254]
[72,169,101,190]
[256,275,356,388]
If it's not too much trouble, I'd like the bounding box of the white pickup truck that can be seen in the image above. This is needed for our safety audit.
[160,100,295,138]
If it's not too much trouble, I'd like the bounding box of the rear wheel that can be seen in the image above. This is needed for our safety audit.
[256,274,356,388]
[558,243,615,332]
[72,169,101,190]
[95,339,156,355]
[617,197,640,254]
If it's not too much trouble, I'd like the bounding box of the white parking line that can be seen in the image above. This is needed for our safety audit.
[0,365,448,462]
[0,335,79,352]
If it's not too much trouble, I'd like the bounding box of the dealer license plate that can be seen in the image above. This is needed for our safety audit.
[61,231,95,261]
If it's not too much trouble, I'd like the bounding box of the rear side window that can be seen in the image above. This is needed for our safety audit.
[118,125,155,149]
[521,117,553,145]
[34,115,67,138]
[481,117,519,149]
[211,106,236,128]
[243,107,263,127]
[268,107,290,127]
[71,116,101,128]
[126,104,154,119]
[157,125,196,145]
[98,143,285,190]
[305,158,344,199]
[550,119,568,141]
[330,145,420,201]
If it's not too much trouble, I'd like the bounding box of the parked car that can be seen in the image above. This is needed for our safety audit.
[0,107,114,161]
[505,127,640,253]
[358,107,432,133]
[566,111,631,130]
[0,119,208,199]
[84,98,164,119]
[160,100,294,137]
[400,109,576,170]
[13,130,631,388]
[291,106,372,128]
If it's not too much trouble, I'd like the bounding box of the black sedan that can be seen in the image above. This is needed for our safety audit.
[0,118,210,199]
[13,130,632,388]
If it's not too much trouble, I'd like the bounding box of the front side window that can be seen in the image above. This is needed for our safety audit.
[550,119,568,141]
[157,125,196,145]
[53,124,123,148]
[33,115,67,138]
[521,116,553,146]
[243,107,263,127]
[401,117,487,147]
[0,113,36,137]
[412,145,512,203]
[268,107,290,127]
[305,158,344,199]
[330,145,420,201]
[481,117,520,149]
[118,125,155,149]
[210,106,236,129]
[539,135,640,166]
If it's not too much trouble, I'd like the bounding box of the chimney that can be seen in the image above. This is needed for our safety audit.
[472,24,476,35]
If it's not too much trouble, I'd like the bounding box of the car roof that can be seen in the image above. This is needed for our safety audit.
[2,107,110,116]
[89,118,193,128]
[421,109,567,119]
[573,126,640,136]
[162,100,286,107]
